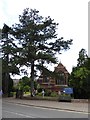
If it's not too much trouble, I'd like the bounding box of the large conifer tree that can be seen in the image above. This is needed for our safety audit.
[12,8,73,96]
[1,24,19,96]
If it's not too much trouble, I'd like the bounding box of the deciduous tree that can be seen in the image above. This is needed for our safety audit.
[69,49,90,98]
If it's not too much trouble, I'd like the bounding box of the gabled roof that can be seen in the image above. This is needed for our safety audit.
[54,62,69,74]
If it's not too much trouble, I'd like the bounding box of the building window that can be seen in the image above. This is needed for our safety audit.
[43,76,49,83]
[56,72,65,85]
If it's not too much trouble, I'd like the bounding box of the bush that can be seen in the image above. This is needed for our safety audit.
[50,92,57,97]
[23,85,30,93]
[45,89,51,96]
[38,92,42,96]
[8,92,14,97]
[38,88,42,93]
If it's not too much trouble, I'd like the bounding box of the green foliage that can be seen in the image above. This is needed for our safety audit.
[37,92,42,96]
[1,24,20,96]
[77,49,87,67]
[12,8,72,96]
[12,8,72,68]
[15,76,30,92]
[23,85,30,93]
[60,93,70,97]
[45,89,51,96]
[15,76,38,94]
[20,76,30,86]
[37,87,42,93]
[15,81,24,90]
[73,67,90,80]
[37,84,40,89]
[1,24,19,75]
[1,8,72,96]
[69,48,90,99]
[50,92,57,97]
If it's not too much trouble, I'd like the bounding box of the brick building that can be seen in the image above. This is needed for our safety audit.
[37,63,69,92]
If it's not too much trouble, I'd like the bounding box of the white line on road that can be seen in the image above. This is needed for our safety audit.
[3,101,88,115]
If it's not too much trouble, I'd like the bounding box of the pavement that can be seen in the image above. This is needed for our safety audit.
[2,97,89,113]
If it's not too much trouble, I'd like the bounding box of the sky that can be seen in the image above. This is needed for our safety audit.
[0,0,88,78]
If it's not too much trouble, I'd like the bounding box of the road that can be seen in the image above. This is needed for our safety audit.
[2,101,88,118]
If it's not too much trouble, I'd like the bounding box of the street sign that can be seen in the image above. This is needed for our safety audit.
[63,87,73,94]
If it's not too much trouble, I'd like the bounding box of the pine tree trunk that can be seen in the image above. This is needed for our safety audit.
[3,54,9,96]
[30,60,34,97]
[3,30,9,97]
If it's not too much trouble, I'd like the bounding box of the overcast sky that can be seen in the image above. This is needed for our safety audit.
[0,0,88,78]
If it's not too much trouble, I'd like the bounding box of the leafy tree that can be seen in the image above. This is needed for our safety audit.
[77,48,87,67]
[23,85,30,93]
[11,8,73,96]
[84,57,90,97]
[15,76,30,91]
[20,76,30,86]
[15,76,37,94]
[69,49,90,98]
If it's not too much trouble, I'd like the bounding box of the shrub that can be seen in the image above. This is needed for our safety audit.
[45,89,51,96]
[38,88,42,93]
[8,92,14,97]
[23,85,30,93]
[60,93,71,97]
[50,92,57,97]
[38,92,42,96]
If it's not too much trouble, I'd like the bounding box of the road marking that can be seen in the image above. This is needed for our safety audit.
[3,101,88,115]
[3,110,35,118]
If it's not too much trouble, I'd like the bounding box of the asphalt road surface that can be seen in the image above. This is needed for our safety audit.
[2,101,88,118]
